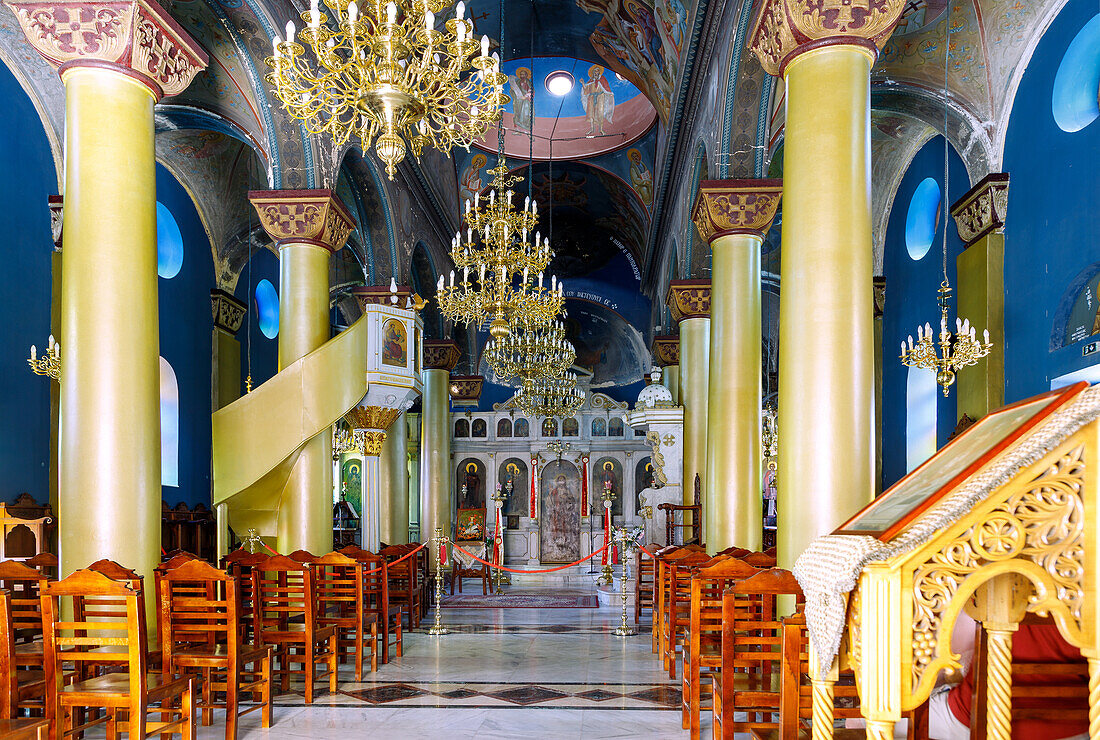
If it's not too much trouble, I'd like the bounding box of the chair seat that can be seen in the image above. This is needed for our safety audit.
[60,672,191,704]
[261,623,337,639]
[0,718,48,740]
[172,642,270,666]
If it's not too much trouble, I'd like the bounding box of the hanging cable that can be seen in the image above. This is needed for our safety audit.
[941,1,951,285]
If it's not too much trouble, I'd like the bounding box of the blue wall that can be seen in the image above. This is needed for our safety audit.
[1003,0,1100,400]
[0,64,54,503]
[881,136,968,488]
[235,247,280,392]
[156,165,216,507]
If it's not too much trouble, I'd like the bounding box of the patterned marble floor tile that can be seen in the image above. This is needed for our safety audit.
[481,685,570,705]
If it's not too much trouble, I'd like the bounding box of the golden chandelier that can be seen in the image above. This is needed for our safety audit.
[900,280,992,396]
[266,0,508,178]
[512,370,585,419]
[483,318,575,385]
[437,161,564,337]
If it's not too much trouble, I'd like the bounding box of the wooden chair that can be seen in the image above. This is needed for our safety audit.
[0,590,45,720]
[355,552,402,665]
[153,552,200,646]
[741,551,778,568]
[711,568,803,739]
[381,545,421,629]
[682,558,763,738]
[449,556,489,595]
[653,545,706,653]
[24,554,57,579]
[287,550,318,564]
[0,718,48,739]
[224,551,268,643]
[633,542,661,625]
[311,552,379,680]
[0,561,49,673]
[40,569,195,738]
[662,552,722,678]
[251,555,337,703]
[159,559,272,739]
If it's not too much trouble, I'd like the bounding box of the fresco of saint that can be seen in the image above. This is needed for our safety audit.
[628,148,653,206]
[459,152,487,206]
[510,66,534,133]
[381,318,407,366]
[581,65,615,135]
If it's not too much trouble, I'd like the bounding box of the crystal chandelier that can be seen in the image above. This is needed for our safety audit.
[900,281,991,396]
[483,318,575,385]
[437,160,564,337]
[266,0,508,178]
[512,370,585,419]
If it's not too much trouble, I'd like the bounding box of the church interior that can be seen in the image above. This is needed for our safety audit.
[0,0,1098,737]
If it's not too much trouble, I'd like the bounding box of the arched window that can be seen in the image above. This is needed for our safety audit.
[905,177,940,260]
[255,279,280,339]
[562,417,579,437]
[160,357,179,487]
[472,418,487,437]
[454,419,469,438]
[906,366,938,472]
[497,418,512,437]
[608,417,625,437]
[542,418,558,437]
[1053,14,1100,133]
[591,418,607,437]
[156,201,183,279]
[514,418,529,437]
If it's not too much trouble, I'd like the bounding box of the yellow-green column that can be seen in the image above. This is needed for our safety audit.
[249,190,356,554]
[749,0,904,569]
[6,0,208,584]
[693,180,782,552]
[952,174,1008,420]
[407,412,421,542]
[653,335,680,405]
[420,341,460,555]
[380,412,409,545]
[667,282,711,510]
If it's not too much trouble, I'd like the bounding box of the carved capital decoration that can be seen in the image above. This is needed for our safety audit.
[210,289,247,335]
[5,0,208,99]
[748,0,906,77]
[358,430,387,456]
[652,335,680,367]
[951,173,1010,248]
[666,280,711,322]
[247,189,355,253]
[873,276,886,319]
[448,375,483,407]
[48,195,62,251]
[423,340,461,371]
[692,179,783,243]
[345,404,402,433]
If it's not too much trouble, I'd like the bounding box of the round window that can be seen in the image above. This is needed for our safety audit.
[904,177,941,261]
[1052,14,1100,133]
[255,279,280,339]
[156,201,183,278]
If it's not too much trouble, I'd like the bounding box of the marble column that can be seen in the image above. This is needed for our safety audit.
[653,335,680,406]
[420,341,460,556]
[407,412,421,542]
[379,412,409,544]
[667,282,710,514]
[750,0,905,570]
[7,0,207,587]
[952,174,1008,420]
[693,180,782,552]
[249,190,355,554]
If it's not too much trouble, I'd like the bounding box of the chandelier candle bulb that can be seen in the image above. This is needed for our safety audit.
[425,11,433,31]
[481,35,489,57]
[386,2,396,23]
[30,345,35,361]
[286,20,295,44]
[449,270,454,287]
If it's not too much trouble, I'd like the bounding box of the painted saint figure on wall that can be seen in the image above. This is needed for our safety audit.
[539,460,581,563]
[510,66,534,133]
[581,65,615,135]
[381,318,407,366]
[459,153,487,206]
[628,148,653,207]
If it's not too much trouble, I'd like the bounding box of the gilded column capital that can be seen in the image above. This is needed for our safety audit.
[5,0,208,99]
[652,335,680,367]
[357,430,387,456]
[48,195,62,251]
[748,0,906,77]
[951,173,1010,248]
[692,179,783,244]
[666,280,711,322]
[423,340,461,371]
[247,189,356,253]
[346,404,402,433]
[448,375,483,408]
[210,288,247,335]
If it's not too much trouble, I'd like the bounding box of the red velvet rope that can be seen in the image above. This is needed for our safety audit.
[638,543,658,559]
[450,540,612,574]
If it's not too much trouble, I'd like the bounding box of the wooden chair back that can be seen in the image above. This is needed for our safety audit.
[0,561,47,643]
[653,546,707,653]
[662,552,724,677]
[633,542,661,625]
[741,551,777,567]
[288,550,318,564]
[226,551,268,638]
[311,552,363,618]
[715,547,751,557]
[79,559,144,626]
[40,570,148,719]
[251,554,317,640]
[0,590,16,718]
[23,553,57,578]
[159,559,239,670]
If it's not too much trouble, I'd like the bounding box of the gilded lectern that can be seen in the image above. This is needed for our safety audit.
[795,381,1098,740]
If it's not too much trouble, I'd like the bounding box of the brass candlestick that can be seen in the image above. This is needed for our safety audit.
[490,483,508,595]
[598,484,615,586]
[27,337,60,381]
[612,527,637,637]
[428,526,449,636]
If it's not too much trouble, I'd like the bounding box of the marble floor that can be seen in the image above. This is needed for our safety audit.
[182,591,698,739]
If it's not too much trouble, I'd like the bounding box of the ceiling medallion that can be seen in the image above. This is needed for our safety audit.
[266,0,508,178]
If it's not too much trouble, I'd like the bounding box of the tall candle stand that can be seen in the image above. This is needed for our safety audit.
[428,526,449,636]
[598,483,615,586]
[490,483,508,595]
[611,526,637,637]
